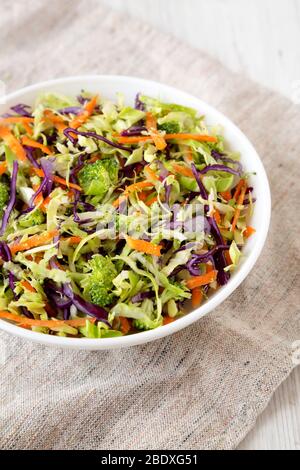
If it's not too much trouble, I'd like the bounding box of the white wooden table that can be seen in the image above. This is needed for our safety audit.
[102,0,300,449]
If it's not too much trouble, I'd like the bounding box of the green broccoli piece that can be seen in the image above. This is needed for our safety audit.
[158,121,180,134]
[77,158,119,201]
[18,209,45,228]
[132,317,163,331]
[0,182,9,217]
[82,254,117,307]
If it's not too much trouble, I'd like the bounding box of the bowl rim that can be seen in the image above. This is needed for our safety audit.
[0,74,271,349]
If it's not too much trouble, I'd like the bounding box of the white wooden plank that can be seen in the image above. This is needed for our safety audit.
[102,0,300,100]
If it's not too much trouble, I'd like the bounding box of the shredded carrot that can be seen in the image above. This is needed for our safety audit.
[115,133,217,144]
[62,236,82,244]
[145,112,167,150]
[145,195,158,206]
[10,229,59,254]
[88,154,101,164]
[231,184,247,232]
[163,315,175,325]
[233,179,245,201]
[0,161,7,176]
[21,136,52,155]
[184,149,194,163]
[20,280,37,293]
[186,270,217,290]
[30,167,82,191]
[244,226,256,238]
[220,191,232,201]
[32,183,44,207]
[205,263,214,273]
[144,165,160,182]
[69,95,98,129]
[225,251,232,265]
[191,287,203,308]
[172,163,194,178]
[213,209,221,225]
[0,117,34,125]
[124,181,154,194]
[119,317,131,335]
[0,310,95,328]
[126,236,162,256]
[43,110,67,133]
[138,191,148,202]
[52,175,82,191]
[112,195,127,208]
[0,126,26,161]
[22,121,33,136]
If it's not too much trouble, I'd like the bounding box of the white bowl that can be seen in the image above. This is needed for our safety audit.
[0,75,271,349]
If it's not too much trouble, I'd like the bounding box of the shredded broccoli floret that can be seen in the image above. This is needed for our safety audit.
[18,209,45,228]
[82,254,117,307]
[77,158,119,201]
[132,317,163,331]
[158,121,180,134]
[0,182,9,217]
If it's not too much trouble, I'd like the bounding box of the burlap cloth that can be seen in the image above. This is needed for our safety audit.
[0,0,299,450]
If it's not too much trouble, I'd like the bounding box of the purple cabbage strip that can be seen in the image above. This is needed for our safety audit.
[211,149,243,175]
[24,146,40,168]
[28,178,48,209]
[135,93,145,111]
[63,127,130,152]
[0,161,18,236]
[186,245,229,275]
[72,294,110,324]
[164,182,172,205]
[58,106,82,115]
[10,103,32,117]
[77,95,88,106]
[0,241,12,262]
[199,164,240,177]
[207,216,230,285]
[156,160,169,181]
[131,292,154,304]
[120,125,147,136]
[40,158,54,196]
[191,163,207,200]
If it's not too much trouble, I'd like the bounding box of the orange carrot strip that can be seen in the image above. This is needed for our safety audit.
[231,184,247,232]
[191,287,203,308]
[144,165,160,182]
[233,179,245,201]
[62,236,82,244]
[213,209,221,225]
[205,263,214,273]
[43,110,67,133]
[21,136,52,155]
[145,195,158,206]
[9,230,59,254]
[32,183,44,207]
[124,181,154,194]
[0,161,7,176]
[116,133,217,144]
[119,317,131,335]
[145,112,167,151]
[52,175,82,191]
[0,126,26,161]
[172,163,194,178]
[225,251,232,265]
[163,315,175,325]
[30,167,82,191]
[0,310,95,328]
[126,236,161,256]
[0,117,34,125]
[69,95,98,129]
[112,195,127,208]
[20,280,37,293]
[220,191,232,201]
[186,270,217,290]
[244,226,256,238]
[22,121,33,136]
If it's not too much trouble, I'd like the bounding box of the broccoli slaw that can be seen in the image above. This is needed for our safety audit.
[0,91,255,338]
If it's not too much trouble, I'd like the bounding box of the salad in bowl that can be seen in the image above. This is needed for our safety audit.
[0,80,258,343]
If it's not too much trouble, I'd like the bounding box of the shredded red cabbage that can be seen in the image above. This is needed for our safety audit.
[63,127,130,152]
[10,103,32,117]
[120,125,147,136]
[199,164,240,177]
[135,93,145,111]
[58,106,82,115]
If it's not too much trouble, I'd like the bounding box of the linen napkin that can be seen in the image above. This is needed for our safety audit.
[0,0,299,450]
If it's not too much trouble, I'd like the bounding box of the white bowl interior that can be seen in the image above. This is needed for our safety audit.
[0,75,271,349]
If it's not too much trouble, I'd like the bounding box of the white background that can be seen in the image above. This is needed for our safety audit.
[102,0,300,450]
